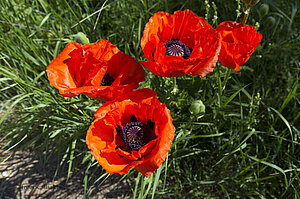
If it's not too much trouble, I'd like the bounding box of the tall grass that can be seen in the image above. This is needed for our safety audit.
[0,0,299,198]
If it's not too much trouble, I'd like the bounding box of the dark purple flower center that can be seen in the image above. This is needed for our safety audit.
[100,73,114,86]
[122,121,145,151]
[165,39,192,59]
[116,115,155,151]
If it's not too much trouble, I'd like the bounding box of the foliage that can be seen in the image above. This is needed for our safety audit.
[0,0,299,198]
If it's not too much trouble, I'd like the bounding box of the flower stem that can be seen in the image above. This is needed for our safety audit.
[172,77,176,88]
[172,77,177,94]
[242,6,250,24]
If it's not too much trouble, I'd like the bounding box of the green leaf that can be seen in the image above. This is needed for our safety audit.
[222,85,248,107]
[279,82,297,112]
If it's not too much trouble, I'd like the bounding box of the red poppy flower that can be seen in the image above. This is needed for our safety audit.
[47,40,145,101]
[140,9,221,77]
[216,21,262,70]
[86,88,175,177]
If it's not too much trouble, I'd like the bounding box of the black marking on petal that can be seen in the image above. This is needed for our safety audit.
[116,125,122,135]
[130,115,138,123]
[100,73,115,86]
[147,120,155,129]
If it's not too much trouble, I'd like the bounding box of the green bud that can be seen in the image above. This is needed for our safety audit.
[259,4,269,17]
[72,32,90,45]
[2,23,10,33]
[242,0,260,6]
[189,100,205,115]
[265,16,276,28]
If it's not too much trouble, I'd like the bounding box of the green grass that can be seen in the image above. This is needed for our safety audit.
[0,0,299,198]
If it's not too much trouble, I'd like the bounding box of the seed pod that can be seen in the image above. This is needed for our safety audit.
[265,16,276,28]
[73,32,90,45]
[1,23,10,33]
[242,0,260,6]
[189,100,205,115]
[259,4,269,17]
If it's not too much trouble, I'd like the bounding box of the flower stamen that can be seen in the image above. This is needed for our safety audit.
[165,39,192,59]
[118,115,156,151]
[167,44,184,57]
[122,121,146,151]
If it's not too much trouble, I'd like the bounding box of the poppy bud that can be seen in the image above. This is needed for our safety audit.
[72,32,90,45]
[242,0,260,6]
[258,4,269,17]
[265,16,276,28]
[189,100,205,115]
[2,23,10,33]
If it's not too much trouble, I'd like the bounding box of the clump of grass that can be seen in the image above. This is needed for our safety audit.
[0,0,299,198]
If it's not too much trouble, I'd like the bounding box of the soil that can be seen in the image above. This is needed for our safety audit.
[0,148,131,199]
[0,105,131,199]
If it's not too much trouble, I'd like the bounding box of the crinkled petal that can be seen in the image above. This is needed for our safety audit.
[94,88,157,119]
[216,21,262,70]
[47,42,82,94]
[64,83,139,101]
[135,107,175,177]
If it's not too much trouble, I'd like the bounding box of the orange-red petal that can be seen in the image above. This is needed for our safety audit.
[216,21,262,70]
[47,42,81,95]
[135,107,175,177]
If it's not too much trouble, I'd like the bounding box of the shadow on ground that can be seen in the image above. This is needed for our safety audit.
[0,148,131,199]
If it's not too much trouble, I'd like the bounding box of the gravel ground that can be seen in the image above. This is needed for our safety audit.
[0,146,131,199]
[0,103,132,198]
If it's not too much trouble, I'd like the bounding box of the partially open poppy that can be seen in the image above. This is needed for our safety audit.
[47,40,145,101]
[140,9,221,77]
[86,88,175,177]
[216,21,262,70]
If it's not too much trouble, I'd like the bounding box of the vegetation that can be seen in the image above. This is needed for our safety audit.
[0,0,299,198]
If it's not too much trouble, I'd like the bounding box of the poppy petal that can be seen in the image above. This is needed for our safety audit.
[216,21,262,70]
[47,42,82,96]
[135,107,175,177]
